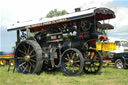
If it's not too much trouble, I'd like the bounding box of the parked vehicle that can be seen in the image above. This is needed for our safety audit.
[7,7,115,75]
[110,39,128,69]
[111,39,128,53]
[0,51,14,65]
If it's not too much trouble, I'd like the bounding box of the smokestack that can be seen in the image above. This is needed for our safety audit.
[75,8,81,12]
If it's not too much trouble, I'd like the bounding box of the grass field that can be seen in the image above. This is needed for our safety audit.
[0,66,128,85]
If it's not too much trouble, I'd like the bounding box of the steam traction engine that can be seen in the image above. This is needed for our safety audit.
[8,7,115,75]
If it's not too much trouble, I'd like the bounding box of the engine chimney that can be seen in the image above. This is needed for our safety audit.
[75,8,81,12]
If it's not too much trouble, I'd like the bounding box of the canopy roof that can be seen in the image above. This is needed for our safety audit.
[99,24,114,30]
[8,7,115,32]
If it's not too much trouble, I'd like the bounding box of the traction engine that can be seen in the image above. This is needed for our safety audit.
[7,7,115,75]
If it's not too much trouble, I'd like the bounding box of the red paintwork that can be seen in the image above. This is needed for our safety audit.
[8,53,14,56]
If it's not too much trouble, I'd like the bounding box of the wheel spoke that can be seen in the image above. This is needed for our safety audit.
[27,45,30,54]
[72,52,76,60]
[23,44,27,54]
[30,59,36,63]
[76,53,78,58]
[90,64,93,72]
[23,44,27,55]
[17,57,24,60]
[87,64,92,72]
[23,63,29,72]
[74,60,80,63]
[70,51,74,60]
[67,54,71,60]
[76,64,80,67]
[65,57,69,61]
[30,54,36,58]
[28,63,31,72]
[20,53,25,57]
[87,65,90,70]
[92,63,96,71]
[18,49,26,55]
[19,62,26,67]
[94,62,100,66]
[23,44,27,50]
[84,65,87,70]
[29,49,34,56]
[70,52,73,57]
[72,66,77,72]
[29,62,35,69]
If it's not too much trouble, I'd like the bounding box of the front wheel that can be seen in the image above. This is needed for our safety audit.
[115,59,124,69]
[61,48,84,76]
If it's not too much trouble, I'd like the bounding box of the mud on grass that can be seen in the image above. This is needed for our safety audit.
[0,65,128,85]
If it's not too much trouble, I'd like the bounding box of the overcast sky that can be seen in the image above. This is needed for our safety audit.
[0,0,128,52]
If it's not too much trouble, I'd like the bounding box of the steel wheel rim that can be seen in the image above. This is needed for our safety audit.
[15,42,37,73]
[84,50,102,73]
[62,50,81,74]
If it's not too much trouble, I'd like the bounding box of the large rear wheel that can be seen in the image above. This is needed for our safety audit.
[14,40,43,74]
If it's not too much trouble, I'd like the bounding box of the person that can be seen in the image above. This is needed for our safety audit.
[96,22,107,42]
